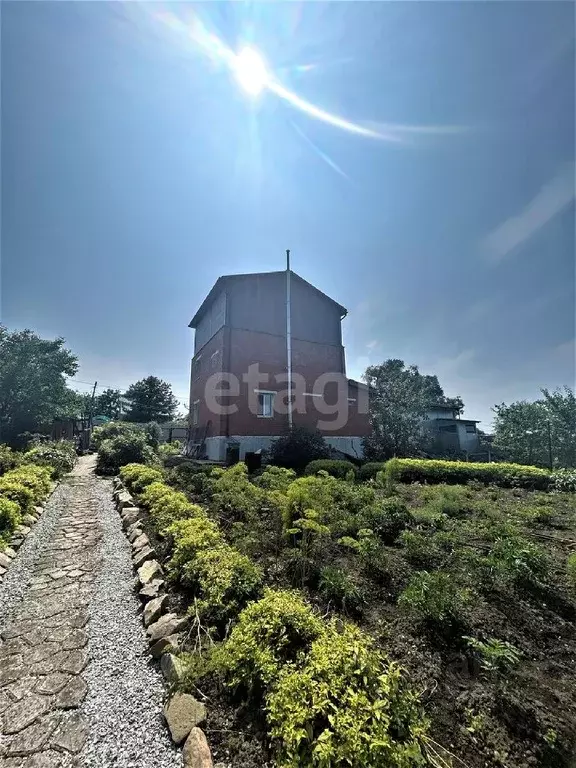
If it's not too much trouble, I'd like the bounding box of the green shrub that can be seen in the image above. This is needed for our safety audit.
[361,497,412,543]
[318,565,364,613]
[184,545,263,624]
[92,422,139,450]
[385,458,551,490]
[4,465,52,503]
[399,530,455,568]
[464,635,522,673]
[421,484,478,518]
[486,533,548,586]
[216,588,324,691]
[165,463,216,496]
[138,480,203,533]
[139,480,175,509]
[158,441,182,459]
[267,621,427,768]
[23,441,76,478]
[566,553,576,594]
[210,463,267,523]
[270,427,329,472]
[0,479,35,515]
[143,422,163,449]
[551,469,576,493]
[519,505,554,527]
[96,434,156,475]
[398,570,471,629]
[0,497,22,536]
[357,462,386,482]
[304,460,358,480]
[0,445,22,475]
[119,464,164,494]
[168,517,223,578]
[253,466,296,492]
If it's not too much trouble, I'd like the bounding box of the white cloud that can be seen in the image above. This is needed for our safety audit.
[482,164,575,263]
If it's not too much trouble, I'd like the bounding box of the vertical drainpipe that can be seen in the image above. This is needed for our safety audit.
[286,249,293,432]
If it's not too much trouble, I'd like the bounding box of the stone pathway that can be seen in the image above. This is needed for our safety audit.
[0,457,180,768]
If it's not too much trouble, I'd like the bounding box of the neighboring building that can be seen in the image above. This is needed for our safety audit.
[422,403,481,454]
[186,270,370,461]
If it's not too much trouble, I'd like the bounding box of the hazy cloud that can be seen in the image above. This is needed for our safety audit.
[482,164,575,263]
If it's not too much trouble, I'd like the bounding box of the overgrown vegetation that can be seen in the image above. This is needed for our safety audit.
[118,456,576,768]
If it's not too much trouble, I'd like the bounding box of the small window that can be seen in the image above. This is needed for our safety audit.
[465,424,476,433]
[257,392,274,418]
[191,400,200,426]
[439,424,457,433]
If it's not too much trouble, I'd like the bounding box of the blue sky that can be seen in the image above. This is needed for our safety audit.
[2,1,574,428]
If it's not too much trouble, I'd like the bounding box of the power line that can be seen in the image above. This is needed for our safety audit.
[67,378,189,407]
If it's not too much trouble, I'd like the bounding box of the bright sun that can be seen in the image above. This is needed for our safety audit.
[233,47,268,96]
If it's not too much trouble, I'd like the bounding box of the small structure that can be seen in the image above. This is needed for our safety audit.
[422,403,480,455]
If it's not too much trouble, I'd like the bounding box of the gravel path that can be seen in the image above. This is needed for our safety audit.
[0,456,182,768]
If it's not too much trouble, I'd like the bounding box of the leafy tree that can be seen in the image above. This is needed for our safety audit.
[493,387,576,468]
[123,376,179,423]
[96,388,122,420]
[363,359,463,460]
[0,326,78,445]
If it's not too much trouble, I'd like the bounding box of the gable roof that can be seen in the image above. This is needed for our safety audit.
[189,270,347,328]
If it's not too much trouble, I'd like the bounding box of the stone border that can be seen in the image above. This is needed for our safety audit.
[112,478,214,768]
[0,483,58,584]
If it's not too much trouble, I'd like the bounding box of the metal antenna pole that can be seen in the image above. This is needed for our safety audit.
[286,249,293,431]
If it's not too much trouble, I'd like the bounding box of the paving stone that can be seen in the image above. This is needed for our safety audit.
[23,749,77,768]
[58,650,87,676]
[0,637,29,657]
[6,712,61,756]
[50,711,88,753]
[3,693,51,734]
[35,673,71,696]
[0,659,25,687]
[54,676,87,709]
[4,677,37,702]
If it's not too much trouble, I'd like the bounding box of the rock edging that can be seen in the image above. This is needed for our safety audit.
[112,477,214,768]
[0,481,58,584]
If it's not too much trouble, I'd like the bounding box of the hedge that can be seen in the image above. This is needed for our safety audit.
[357,462,386,482]
[384,457,552,490]
[304,460,358,479]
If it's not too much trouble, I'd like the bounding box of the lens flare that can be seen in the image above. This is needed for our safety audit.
[234,47,269,96]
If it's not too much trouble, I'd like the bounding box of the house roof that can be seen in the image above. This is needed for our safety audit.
[189,270,347,328]
[428,417,481,424]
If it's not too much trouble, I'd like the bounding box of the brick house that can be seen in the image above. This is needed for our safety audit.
[186,270,370,461]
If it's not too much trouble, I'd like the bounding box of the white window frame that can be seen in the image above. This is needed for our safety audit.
[255,390,275,418]
[191,400,200,426]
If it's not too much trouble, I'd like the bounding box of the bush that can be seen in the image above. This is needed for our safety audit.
[143,422,163,449]
[4,465,52,503]
[92,422,139,450]
[96,434,156,475]
[304,460,358,480]
[398,570,471,629]
[23,441,76,478]
[168,517,223,578]
[421,484,478,518]
[0,479,35,516]
[267,621,427,768]
[0,445,22,475]
[551,469,576,493]
[385,458,552,490]
[318,565,364,613]
[399,530,455,568]
[270,427,329,472]
[567,553,576,594]
[357,462,386,482]
[158,441,182,459]
[183,545,263,624]
[139,481,202,533]
[119,464,164,494]
[464,636,522,673]
[253,466,297,492]
[486,533,548,587]
[216,589,324,692]
[361,497,412,543]
[210,463,266,523]
[0,497,22,536]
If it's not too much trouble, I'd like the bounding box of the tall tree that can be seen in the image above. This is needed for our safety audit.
[493,387,576,468]
[96,389,122,420]
[123,376,179,423]
[0,326,78,444]
[363,359,463,459]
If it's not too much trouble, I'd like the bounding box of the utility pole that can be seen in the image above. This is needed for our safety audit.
[88,381,98,429]
[285,249,293,432]
[547,420,553,470]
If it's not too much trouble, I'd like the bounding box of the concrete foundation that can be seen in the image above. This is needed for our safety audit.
[191,435,364,462]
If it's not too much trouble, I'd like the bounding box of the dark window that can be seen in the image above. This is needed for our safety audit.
[465,424,476,433]
[439,424,457,433]
[192,401,199,426]
[257,392,274,417]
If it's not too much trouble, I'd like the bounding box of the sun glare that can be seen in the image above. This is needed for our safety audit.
[234,47,268,96]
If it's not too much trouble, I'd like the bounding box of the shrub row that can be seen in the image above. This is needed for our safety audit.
[119,463,263,625]
[0,464,54,544]
[304,459,358,479]
[385,457,552,490]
